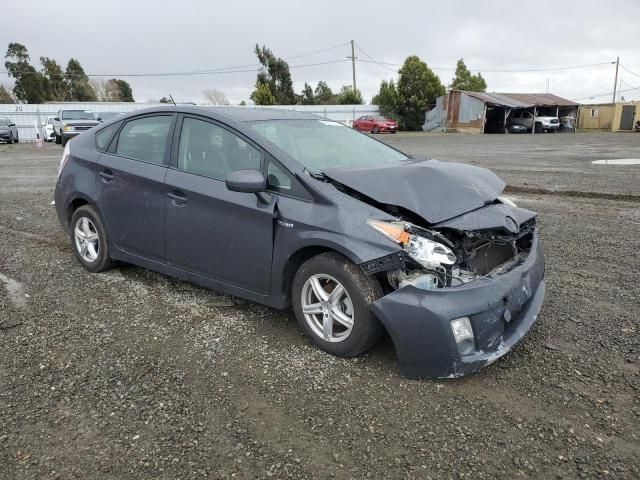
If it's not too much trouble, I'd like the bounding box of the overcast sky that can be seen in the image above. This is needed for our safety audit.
[3,0,639,104]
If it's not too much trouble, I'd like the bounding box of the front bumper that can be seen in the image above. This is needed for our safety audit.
[0,131,12,140]
[61,131,81,139]
[370,232,545,378]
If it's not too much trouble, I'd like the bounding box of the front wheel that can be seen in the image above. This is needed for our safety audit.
[7,133,14,144]
[70,205,113,273]
[55,133,61,144]
[291,252,384,357]
[61,136,68,147]
[372,126,379,134]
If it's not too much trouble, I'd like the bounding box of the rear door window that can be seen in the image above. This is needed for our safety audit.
[95,121,122,152]
[115,116,172,165]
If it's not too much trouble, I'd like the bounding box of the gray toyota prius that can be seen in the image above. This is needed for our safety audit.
[54,106,545,378]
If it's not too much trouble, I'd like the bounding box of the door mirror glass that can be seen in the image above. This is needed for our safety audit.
[226,169,266,193]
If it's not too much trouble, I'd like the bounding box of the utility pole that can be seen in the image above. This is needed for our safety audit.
[612,57,619,103]
[347,40,357,91]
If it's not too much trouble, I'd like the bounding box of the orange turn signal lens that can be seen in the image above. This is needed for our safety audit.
[367,220,410,244]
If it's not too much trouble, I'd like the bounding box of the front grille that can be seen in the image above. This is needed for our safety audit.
[74,125,94,131]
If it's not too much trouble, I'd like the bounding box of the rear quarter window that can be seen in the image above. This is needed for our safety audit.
[95,121,122,152]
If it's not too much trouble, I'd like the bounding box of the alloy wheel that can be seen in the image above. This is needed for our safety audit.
[74,217,100,263]
[301,274,354,343]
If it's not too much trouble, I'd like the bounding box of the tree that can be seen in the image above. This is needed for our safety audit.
[250,82,276,105]
[252,44,296,104]
[40,57,68,101]
[314,81,336,104]
[336,85,364,105]
[65,58,96,101]
[159,96,172,103]
[450,58,486,92]
[372,79,399,121]
[396,55,445,130]
[109,79,134,102]
[203,88,229,105]
[0,84,14,103]
[4,43,46,103]
[298,82,315,105]
[239,100,246,106]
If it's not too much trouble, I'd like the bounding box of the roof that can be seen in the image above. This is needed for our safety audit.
[197,106,321,122]
[455,90,578,107]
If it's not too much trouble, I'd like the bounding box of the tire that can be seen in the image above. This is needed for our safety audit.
[70,205,113,273]
[61,135,68,147]
[534,123,542,133]
[8,133,14,144]
[14,134,18,143]
[291,252,384,357]
[372,126,379,134]
[55,133,61,144]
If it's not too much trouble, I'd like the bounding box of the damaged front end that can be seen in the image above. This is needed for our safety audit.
[362,203,545,379]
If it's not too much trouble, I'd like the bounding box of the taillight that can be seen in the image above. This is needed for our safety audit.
[57,142,71,178]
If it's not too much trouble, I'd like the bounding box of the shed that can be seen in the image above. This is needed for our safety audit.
[426,90,579,133]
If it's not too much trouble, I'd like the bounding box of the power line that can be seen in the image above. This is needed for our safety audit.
[355,44,398,73]
[573,83,640,101]
[1,58,351,78]
[0,41,352,78]
[619,63,640,79]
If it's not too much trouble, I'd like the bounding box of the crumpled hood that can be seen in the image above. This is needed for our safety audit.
[323,159,506,224]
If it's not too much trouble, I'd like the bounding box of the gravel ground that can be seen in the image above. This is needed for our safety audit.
[1,136,639,479]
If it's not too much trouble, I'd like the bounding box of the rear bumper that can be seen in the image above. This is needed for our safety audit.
[370,232,545,378]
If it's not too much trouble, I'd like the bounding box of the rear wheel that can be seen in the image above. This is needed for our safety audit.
[291,252,384,357]
[70,205,113,273]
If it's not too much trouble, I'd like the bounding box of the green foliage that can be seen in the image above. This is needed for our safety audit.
[251,82,276,105]
[4,43,46,103]
[372,56,444,130]
[0,84,14,103]
[159,96,171,103]
[239,100,247,106]
[450,58,486,92]
[336,85,364,105]
[371,79,399,121]
[108,79,134,102]
[40,57,68,101]
[314,81,336,104]
[66,59,96,101]
[253,45,296,105]
[298,82,315,105]
[396,55,445,130]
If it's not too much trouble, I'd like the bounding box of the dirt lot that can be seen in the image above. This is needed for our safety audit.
[1,133,639,479]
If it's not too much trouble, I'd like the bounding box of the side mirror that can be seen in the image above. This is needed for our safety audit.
[225,169,267,194]
[54,117,60,121]
[96,117,103,122]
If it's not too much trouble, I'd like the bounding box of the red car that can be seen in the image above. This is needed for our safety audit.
[352,115,398,133]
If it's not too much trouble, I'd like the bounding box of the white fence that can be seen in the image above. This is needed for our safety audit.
[0,103,380,142]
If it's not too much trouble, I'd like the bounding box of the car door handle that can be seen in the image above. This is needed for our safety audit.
[99,170,114,182]
[167,190,187,204]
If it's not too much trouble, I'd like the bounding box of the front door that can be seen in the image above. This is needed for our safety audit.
[620,105,635,130]
[96,114,175,262]
[164,115,275,294]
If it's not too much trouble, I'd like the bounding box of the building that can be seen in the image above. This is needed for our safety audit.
[577,101,639,131]
[425,90,579,133]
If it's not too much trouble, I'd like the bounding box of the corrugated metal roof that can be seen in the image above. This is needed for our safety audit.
[458,91,530,108]
[500,93,578,107]
[454,90,578,107]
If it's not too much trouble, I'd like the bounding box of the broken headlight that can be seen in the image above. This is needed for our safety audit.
[367,220,456,270]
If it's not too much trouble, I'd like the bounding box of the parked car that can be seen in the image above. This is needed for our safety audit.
[42,116,55,142]
[0,117,19,144]
[509,110,560,133]
[54,107,545,379]
[96,112,125,122]
[353,115,398,133]
[52,109,100,146]
[507,122,527,134]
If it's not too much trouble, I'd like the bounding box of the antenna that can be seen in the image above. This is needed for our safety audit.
[168,95,177,106]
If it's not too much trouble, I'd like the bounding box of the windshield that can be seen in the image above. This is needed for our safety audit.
[372,115,387,121]
[249,119,408,172]
[0,118,9,126]
[62,110,96,120]
[99,112,122,120]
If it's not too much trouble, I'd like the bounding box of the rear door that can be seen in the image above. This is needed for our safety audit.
[96,113,175,262]
[164,115,275,294]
